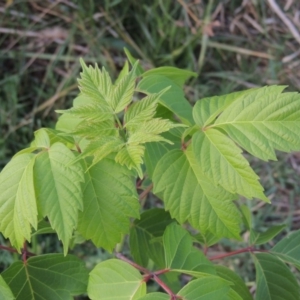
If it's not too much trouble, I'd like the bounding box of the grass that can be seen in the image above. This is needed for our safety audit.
[1,0,300,295]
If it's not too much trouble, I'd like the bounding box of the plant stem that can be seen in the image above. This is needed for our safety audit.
[209,246,263,260]
[139,183,153,201]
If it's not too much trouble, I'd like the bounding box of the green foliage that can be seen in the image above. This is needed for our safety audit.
[1,55,300,299]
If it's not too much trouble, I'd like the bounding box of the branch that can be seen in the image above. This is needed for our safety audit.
[0,244,36,257]
[208,246,266,261]
[139,183,153,201]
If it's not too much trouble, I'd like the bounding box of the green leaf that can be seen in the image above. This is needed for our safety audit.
[142,66,197,87]
[153,149,241,239]
[115,144,145,178]
[31,219,55,236]
[1,254,88,300]
[34,143,84,255]
[138,293,170,300]
[88,259,146,300]
[110,61,138,113]
[212,86,300,161]
[177,276,231,300]
[77,157,140,251]
[31,128,50,148]
[79,58,112,108]
[250,224,286,245]
[163,223,215,276]
[0,153,37,250]
[215,266,252,300]
[0,275,14,300]
[192,129,268,201]
[193,231,221,247]
[124,47,144,76]
[74,136,124,167]
[240,205,252,230]
[124,88,169,128]
[254,253,300,300]
[115,60,129,85]
[193,89,255,127]
[129,208,174,267]
[271,230,300,269]
[138,75,194,125]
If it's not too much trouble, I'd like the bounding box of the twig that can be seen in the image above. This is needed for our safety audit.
[139,183,153,201]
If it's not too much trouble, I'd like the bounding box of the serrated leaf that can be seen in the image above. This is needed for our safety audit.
[115,143,144,178]
[34,143,84,255]
[1,254,88,300]
[0,154,37,250]
[177,276,231,300]
[77,157,140,251]
[124,88,169,128]
[115,60,129,85]
[0,275,14,300]
[193,89,256,127]
[142,66,197,87]
[271,230,300,269]
[31,128,50,148]
[128,118,182,145]
[129,208,174,267]
[254,253,300,300]
[74,136,124,166]
[192,129,268,201]
[215,266,252,300]
[250,224,286,245]
[138,75,194,125]
[138,292,170,300]
[79,58,112,107]
[110,61,138,113]
[212,86,300,161]
[153,149,241,239]
[124,47,144,76]
[88,259,146,300]
[163,223,215,276]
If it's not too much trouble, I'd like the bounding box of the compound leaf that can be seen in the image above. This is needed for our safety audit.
[254,253,300,300]
[163,223,215,277]
[153,149,241,239]
[129,208,174,267]
[77,157,140,251]
[271,230,300,269]
[88,259,146,300]
[0,153,37,251]
[1,254,88,300]
[34,143,84,255]
[177,276,231,300]
[192,129,268,201]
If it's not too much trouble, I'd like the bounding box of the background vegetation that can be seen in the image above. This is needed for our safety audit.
[1,0,300,295]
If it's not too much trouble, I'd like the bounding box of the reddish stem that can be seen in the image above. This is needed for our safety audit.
[0,244,36,257]
[22,242,27,264]
[209,246,263,261]
[153,274,182,299]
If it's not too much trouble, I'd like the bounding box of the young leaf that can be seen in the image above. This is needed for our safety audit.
[215,265,252,300]
[254,253,300,300]
[153,149,241,239]
[34,143,84,255]
[0,275,14,300]
[193,231,221,247]
[192,129,268,202]
[115,143,145,178]
[213,86,300,161]
[250,224,286,245]
[142,66,197,87]
[79,58,112,107]
[177,276,231,300]
[110,61,138,113]
[1,254,88,300]
[0,153,37,251]
[88,259,146,300]
[240,205,252,230]
[163,223,215,277]
[77,157,140,251]
[129,208,174,267]
[137,75,194,125]
[271,230,300,269]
